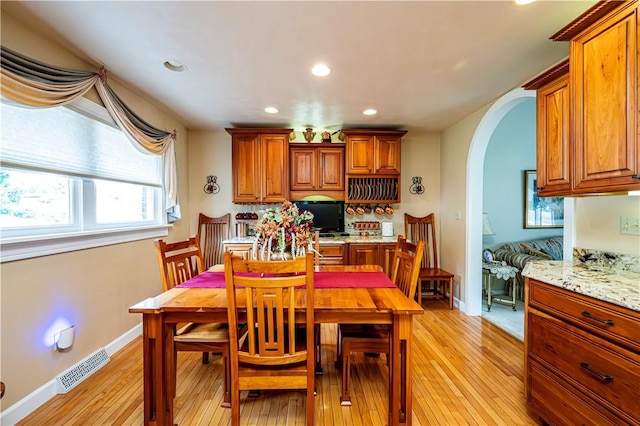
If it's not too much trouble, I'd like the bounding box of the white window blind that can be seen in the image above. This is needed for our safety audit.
[1,101,162,186]
[0,98,168,262]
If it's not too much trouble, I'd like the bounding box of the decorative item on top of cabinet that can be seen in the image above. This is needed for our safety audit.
[551,0,640,194]
[342,129,406,175]
[289,143,345,200]
[523,59,571,197]
[226,128,291,204]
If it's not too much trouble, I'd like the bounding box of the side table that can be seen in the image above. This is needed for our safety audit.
[482,261,518,311]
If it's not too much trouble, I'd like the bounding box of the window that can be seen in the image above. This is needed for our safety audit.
[0,98,169,262]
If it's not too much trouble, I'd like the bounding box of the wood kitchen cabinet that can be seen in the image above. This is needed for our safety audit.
[222,242,254,260]
[525,278,640,425]
[224,240,345,265]
[524,60,572,196]
[379,243,397,277]
[549,1,640,194]
[290,143,345,200]
[342,129,406,175]
[348,242,398,277]
[348,243,379,266]
[317,242,345,265]
[227,128,291,203]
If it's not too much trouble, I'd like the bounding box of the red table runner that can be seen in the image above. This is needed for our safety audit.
[176,271,395,289]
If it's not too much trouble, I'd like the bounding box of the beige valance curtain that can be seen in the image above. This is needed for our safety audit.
[0,45,180,222]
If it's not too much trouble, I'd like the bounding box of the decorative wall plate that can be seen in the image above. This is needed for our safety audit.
[483,248,494,263]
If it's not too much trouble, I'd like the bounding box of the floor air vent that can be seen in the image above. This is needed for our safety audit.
[56,348,110,394]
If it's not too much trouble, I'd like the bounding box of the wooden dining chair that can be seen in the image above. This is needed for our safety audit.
[154,236,231,407]
[197,213,230,270]
[405,213,455,309]
[335,235,424,406]
[224,251,315,426]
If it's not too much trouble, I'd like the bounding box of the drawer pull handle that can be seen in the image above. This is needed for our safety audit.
[581,311,614,326]
[580,362,613,383]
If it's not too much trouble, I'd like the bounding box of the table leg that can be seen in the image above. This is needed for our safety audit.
[483,271,492,312]
[142,313,174,426]
[389,314,413,426]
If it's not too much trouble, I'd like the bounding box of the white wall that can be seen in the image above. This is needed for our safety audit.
[440,104,490,310]
[575,195,640,256]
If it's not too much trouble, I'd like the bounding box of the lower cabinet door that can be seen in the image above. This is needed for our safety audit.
[528,311,640,421]
[528,361,626,426]
[348,243,379,265]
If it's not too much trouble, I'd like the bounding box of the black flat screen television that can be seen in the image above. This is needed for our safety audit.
[293,201,345,233]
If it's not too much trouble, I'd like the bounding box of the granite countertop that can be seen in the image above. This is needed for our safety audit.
[523,258,640,312]
[223,235,399,245]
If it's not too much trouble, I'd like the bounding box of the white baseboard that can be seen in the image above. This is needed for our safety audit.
[0,323,142,426]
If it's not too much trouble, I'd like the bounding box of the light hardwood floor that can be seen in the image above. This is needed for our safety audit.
[17,301,539,425]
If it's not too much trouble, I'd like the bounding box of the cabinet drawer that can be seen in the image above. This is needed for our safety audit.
[528,361,626,426]
[528,310,640,422]
[318,244,344,257]
[529,279,640,352]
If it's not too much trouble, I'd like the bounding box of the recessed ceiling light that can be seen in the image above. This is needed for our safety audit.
[311,64,331,77]
[514,0,535,5]
[163,60,187,72]
[363,109,377,116]
[264,106,279,114]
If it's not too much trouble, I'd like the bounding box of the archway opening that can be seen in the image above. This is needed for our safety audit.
[464,88,534,316]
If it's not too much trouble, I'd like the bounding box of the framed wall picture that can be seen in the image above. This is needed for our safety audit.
[524,170,564,229]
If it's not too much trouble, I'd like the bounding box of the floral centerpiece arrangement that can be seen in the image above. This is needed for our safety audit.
[252,200,314,260]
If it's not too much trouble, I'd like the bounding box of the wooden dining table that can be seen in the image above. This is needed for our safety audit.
[129,264,424,426]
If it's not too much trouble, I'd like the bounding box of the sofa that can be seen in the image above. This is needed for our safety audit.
[492,236,563,301]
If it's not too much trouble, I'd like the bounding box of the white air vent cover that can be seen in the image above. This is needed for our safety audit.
[56,348,110,393]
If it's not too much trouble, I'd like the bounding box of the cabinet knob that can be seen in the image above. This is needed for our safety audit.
[632,174,640,179]
[536,186,544,191]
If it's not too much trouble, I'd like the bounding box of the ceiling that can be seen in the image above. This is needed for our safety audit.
[3,1,597,135]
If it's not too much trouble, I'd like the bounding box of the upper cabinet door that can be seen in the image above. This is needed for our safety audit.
[290,147,316,191]
[535,64,572,196]
[346,135,375,174]
[231,133,261,203]
[375,135,402,174]
[570,2,639,193]
[260,133,289,203]
[318,147,345,190]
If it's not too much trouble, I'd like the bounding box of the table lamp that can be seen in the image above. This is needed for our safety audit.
[482,213,495,236]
